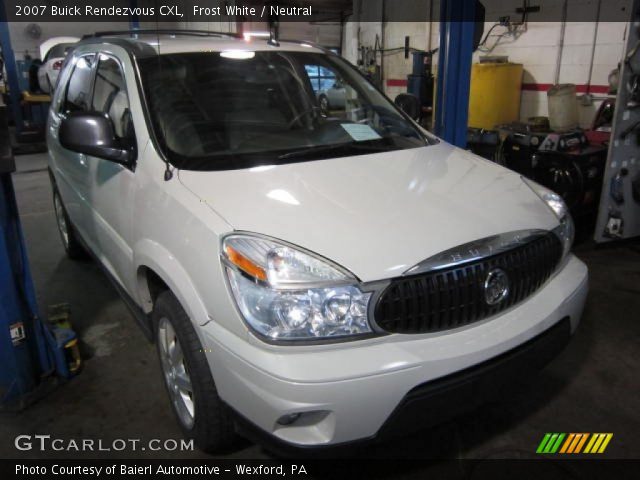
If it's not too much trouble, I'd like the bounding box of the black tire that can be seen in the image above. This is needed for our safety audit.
[52,189,87,260]
[153,290,236,452]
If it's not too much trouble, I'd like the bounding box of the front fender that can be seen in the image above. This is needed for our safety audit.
[134,239,209,332]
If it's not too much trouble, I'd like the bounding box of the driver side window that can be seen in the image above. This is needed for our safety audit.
[62,55,95,114]
[91,54,133,142]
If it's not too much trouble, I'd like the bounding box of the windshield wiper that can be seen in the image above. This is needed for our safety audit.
[277,141,392,161]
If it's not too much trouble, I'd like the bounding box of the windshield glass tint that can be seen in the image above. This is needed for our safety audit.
[138,51,431,170]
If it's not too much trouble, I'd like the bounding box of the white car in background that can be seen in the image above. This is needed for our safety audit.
[317,79,346,113]
[37,36,79,93]
[47,32,588,454]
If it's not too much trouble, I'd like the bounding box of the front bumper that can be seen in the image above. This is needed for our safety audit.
[202,254,588,448]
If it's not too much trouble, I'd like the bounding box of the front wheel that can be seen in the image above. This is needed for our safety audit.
[153,290,236,452]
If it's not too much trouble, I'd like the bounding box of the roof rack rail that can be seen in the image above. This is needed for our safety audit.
[278,39,336,55]
[82,29,242,40]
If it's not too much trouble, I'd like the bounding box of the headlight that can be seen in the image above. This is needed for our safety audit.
[522,177,574,258]
[221,234,373,342]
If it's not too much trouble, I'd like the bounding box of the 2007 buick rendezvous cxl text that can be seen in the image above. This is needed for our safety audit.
[47,31,588,453]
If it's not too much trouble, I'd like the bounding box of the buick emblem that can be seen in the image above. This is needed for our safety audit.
[484,268,509,306]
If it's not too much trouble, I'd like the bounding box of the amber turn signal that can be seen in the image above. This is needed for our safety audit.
[224,245,267,281]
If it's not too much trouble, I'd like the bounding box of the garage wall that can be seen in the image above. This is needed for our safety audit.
[169,20,236,32]
[382,21,437,100]
[473,20,626,128]
[345,0,628,129]
[278,22,342,48]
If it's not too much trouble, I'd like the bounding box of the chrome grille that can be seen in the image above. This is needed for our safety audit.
[374,232,563,334]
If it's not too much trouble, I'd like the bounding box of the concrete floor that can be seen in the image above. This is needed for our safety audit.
[1,152,639,462]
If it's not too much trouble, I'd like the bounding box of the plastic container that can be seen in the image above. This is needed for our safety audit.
[547,84,579,132]
[468,62,523,130]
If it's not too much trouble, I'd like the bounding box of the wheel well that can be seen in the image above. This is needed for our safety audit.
[48,168,56,189]
[137,266,170,314]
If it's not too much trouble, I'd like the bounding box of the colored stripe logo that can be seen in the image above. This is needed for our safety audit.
[536,433,613,454]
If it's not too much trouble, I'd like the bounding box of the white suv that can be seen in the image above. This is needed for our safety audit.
[47,31,588,453]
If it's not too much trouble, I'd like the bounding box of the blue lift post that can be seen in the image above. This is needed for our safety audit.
[0,105,47,409]
[0,5,24,136]
[0,102,81,410]
[1,6,80,409]
[434,1,476,147]
[0,107,79,410]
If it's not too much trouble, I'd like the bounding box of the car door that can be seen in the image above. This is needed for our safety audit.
[84,53,137,292]
[49,53,96,238]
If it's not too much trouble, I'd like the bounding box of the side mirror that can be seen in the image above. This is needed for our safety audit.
[59,111,132,165]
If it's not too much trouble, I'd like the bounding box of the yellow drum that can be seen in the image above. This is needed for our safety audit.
[468,62,523,130]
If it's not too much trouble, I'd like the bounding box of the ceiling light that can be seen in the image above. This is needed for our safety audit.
[220,50,255,60]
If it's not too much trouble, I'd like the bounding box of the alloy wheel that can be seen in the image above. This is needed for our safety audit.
[158,317,195,429]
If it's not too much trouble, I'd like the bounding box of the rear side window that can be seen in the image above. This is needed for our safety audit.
[92,54,132,140]
[62,55,95,113]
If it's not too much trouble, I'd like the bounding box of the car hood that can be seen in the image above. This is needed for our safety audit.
[178,143,559,282]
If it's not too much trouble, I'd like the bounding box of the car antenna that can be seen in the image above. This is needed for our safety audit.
[268,18,280,47]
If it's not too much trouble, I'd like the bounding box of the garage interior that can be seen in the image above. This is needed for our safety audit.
[1,0,640,464]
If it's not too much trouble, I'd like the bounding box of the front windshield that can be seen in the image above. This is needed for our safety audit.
[138,50,433,171]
